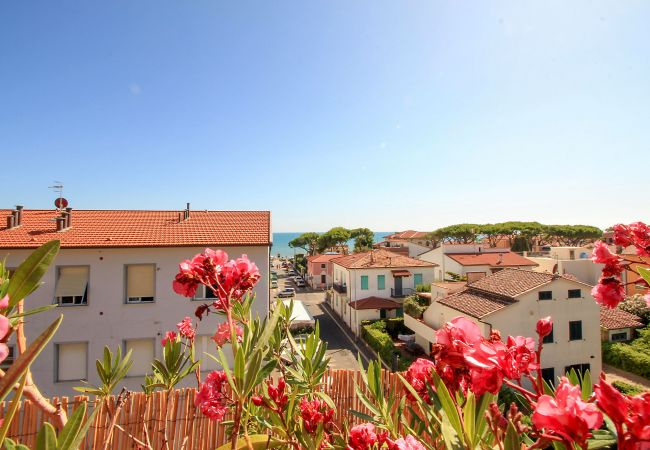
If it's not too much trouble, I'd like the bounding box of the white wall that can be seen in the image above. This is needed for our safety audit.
[346,267,436,301]
[1,245,269,397]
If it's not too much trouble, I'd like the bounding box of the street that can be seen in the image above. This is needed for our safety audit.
[273,266,371,370]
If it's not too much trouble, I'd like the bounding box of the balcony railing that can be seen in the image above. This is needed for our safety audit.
[391,287,414,298]
[333,282,347,294]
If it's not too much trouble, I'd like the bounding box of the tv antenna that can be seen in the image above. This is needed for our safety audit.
[49,182,67,211]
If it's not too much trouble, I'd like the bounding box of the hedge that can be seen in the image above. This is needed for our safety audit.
[404,296,427,319]
[612,380,645,396]
[362,324,398,364]
[603,342,650,380]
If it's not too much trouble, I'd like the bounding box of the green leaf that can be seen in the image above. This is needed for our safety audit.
[462,392,476,447]
[214,434,283,450]
[431,370,463,437]
[65,404,99,450]
[0,374,27,444]
[8,304,58,321]
[57,402,86,449]
[581,370,593,401]
[35,422,58,450]
[0,315,63,402]
[638,267,650,286]
[7,240,60,309]
[504,421,521,450]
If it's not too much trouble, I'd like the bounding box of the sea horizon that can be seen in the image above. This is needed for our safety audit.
[272,231,393,258]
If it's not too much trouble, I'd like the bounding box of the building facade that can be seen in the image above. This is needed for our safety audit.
[0,207,271,397]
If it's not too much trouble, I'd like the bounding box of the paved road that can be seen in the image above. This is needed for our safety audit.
[273,268,370,370]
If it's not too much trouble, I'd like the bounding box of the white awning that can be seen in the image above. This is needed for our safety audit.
[282,300,315,329]
[55,267,89,298]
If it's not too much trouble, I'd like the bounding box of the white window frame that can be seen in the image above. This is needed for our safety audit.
[125,264,156,304]
[54,265,89,306]
[192,284,219,302]
[123,338,155,377]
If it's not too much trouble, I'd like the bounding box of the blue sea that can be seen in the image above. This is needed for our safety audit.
[272,232,393,257]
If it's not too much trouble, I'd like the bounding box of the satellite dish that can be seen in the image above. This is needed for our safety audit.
[54,197,69,209]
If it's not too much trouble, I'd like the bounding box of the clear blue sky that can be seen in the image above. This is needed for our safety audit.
[1,1,648,231]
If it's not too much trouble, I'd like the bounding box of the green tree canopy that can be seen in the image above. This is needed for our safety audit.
[288,232,321,256]
[429,224,480,244]
[317,227,352,253]
[350,228,374,252]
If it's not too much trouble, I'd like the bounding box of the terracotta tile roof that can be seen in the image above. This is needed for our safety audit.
[436,290,514,319]
[384,230,428,240]
[331,249,437,269]
[349,297,402,310]
[447,252,537,267]
[0,209,271,249]
[307,254,341,263]
[467,268,589,298]
[432,282,467,294]
[600,308,644,330]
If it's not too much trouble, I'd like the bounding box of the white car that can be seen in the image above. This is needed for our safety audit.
[295,279,306,288]
[277,288,296,298]
[271,280,278,289]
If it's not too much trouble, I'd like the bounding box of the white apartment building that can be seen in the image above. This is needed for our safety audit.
[525,246,603,286]
[0,206,271,397]
[405,268,602,385]
[418,244,537,282]
[330,249,437,336]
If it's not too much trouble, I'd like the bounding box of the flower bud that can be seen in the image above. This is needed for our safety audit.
[536,316,553,339]
[251,395,264,407]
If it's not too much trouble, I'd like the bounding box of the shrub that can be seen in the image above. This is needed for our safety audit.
[404,296,427,319]
[603,341,650,379]
[618,295,650,324]
[415,284,431,293]
[612,380,645,396]
[362,324,397,364]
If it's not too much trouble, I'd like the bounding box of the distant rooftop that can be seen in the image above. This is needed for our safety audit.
[332,248,437,269]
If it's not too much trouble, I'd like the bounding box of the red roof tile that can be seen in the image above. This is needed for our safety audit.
[306,254,342,263]
[384,230,429,240]
[437,291,513,318]
[332,249,436,269]
[447,252,537,267]
[0,209,271,249]
[349,297,402,310]
[600,308,644,330]
[468,268,589,298]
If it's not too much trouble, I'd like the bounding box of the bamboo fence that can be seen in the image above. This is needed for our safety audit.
[0,369,409,449]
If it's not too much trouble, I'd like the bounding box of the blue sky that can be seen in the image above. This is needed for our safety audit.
[1,1,648,231]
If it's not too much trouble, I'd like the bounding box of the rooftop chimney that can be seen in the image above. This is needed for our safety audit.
[6,215,14,230]
[55,217,66,232]
[15,205,23,226]
[65,207,72,228]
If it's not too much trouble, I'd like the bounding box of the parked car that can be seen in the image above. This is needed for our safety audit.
[295,279,306,288]
[271,280,278,289]
[277,288,296,298]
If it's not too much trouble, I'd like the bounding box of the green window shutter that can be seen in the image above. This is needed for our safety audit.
[414,273,423,287]
[361,276,369,290]
[377,275,385,290]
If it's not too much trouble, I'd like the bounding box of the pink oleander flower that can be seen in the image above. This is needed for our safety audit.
[500,335,538,381]
[347,423,377,450]
[0,295,8,309]
[595,374,650,449]
[536,316,553,339]
[211,322,243,347]
[592,278,626,308]
[267,377,288,411]
[177,316,196,340]
[161,331,177,347]
[393,435,426,450]
[532,377,603,447]
[300,398,334,434]
[404,358,436,403]
[195,370,229,421]
[612,222,650,256]
[0,313,9,363]
[592,241,619,265]
[645,292,650,308]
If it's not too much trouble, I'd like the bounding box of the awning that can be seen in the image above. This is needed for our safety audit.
[349,297,401,310]
[55,267,89,298]
[391,270,411,277]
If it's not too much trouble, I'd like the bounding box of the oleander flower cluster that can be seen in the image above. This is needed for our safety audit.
[591,222,650,308]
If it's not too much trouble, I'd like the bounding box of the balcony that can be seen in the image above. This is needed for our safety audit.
[333,282,347,294]
[390,287,414,298]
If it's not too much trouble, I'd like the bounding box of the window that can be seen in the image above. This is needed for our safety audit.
[194,284,219,301]
[377,275,385,290]
[360,276,368,290]
[541,368,555,387]
[124,338,155,377]
[543,325,554,344]
[55,266,89,305]
[538,291,552,301]
[611,331,628,342]
[569,321,583,340]
[321,274,326,284]
[321,264,326,269]
[126,264,155,303]
[569,250,575,260]
[565,363,590,376]
[414,273,423,287]
[0,346,14,370]
[568,289,582,299]
[56,342,87,382]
